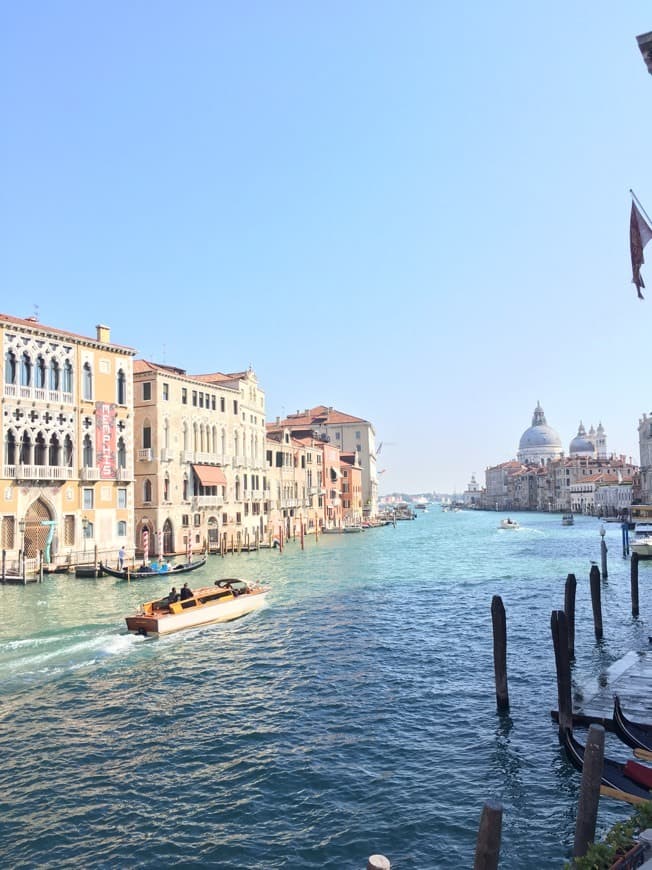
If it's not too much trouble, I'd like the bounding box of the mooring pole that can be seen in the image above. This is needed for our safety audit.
[599,525,608,579]
[551,610,572,733]
[491,595,509,711]
[573,724,605,858]
[564,574,576,660]
[622,521,630,557]
[589,565,603,641]
[474,799,503,870]
[631,553,640,618]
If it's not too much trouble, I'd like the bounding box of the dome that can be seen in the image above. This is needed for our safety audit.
[569,421,595,456]
[517,402,563,464]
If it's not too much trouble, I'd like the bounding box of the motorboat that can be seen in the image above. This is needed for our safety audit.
[125,577,269,637]
[630,523,652,558]
[343,523,364,533]
[561,513,574,526]
[499,518,519,530]
[100,554,207,581]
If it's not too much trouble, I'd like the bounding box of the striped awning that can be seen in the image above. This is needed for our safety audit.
[193,464,227,486]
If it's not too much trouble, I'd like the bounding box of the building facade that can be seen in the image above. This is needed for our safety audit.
[1,314,135,567]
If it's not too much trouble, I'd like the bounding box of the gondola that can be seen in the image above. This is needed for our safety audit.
[559,727,652,801]
[613,695,652,753]
[99,555,207,581]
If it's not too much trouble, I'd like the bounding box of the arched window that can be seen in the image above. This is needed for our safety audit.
[144,479,152,502]
[82,434,93,467]
[164,476,170,501]
[235,476,241,501]
[183,476,188,500]
[19,431,30,465]
[34,432,47,466]
[64,435,73,467]
[5,351,16,384]
[5,430,16,465]
[82,363,93,401]
[49,359,60,391]
[20,352,31,387]
[63,360,73,394]
[48,433,60,466]
[35,356,46,389]
[117,437,126,468]
[116,368,126,405]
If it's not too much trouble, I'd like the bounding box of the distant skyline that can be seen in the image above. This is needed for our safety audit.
[2,3,650,493]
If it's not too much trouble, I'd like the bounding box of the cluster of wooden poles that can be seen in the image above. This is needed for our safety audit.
[486,540,648,866]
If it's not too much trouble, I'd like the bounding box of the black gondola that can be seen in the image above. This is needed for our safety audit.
[559,727,652,801]
[99,555,207,581]
[613,695,652,752]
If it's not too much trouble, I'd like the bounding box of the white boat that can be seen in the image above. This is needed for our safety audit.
[499,518,519,530]
[561,513,574,526]
[343,523,364,533]
[630,523,652,558]
[125,578,269,637]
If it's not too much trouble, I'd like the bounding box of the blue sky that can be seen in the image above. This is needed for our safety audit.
[2,2,651,494]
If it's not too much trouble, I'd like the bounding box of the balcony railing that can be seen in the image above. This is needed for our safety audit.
[3,384,73,404]
[160,448,172,462]
[191,495,223,508]
[4,464,75,481]
[116,468,131,482]
[80,467,100,481]
[138,448,153,462]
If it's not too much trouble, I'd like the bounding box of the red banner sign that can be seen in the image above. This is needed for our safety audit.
[95,402,117,479]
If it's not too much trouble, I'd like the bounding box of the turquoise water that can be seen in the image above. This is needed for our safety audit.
[0,509,649,868]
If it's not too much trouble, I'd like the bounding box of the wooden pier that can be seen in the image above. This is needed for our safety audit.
[572,650,652,723]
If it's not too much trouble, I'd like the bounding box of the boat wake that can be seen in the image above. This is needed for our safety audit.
[0,627,143,693]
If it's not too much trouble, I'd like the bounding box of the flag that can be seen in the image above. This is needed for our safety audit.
[630,198,652,299]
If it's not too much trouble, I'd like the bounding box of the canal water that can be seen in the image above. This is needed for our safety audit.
[0,509,649,868]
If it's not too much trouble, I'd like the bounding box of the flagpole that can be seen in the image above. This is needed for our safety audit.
[630,189,652,227]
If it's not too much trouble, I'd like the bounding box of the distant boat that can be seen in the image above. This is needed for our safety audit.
[630,522,652,558]
[499,518,519,530]
[561,513,574,526]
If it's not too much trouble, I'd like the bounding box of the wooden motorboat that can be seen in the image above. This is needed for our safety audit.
[613,695,652,752]
[125,577,269,637]
[499,518,519,530]
[560,727,652,801]
[100,555,207,581]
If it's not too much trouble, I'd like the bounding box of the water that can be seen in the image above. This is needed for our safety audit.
[0,510,649,868]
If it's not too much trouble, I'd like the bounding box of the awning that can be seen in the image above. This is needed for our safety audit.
[193,464,227,486]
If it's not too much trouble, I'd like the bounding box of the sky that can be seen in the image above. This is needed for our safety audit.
[2,2,651,495]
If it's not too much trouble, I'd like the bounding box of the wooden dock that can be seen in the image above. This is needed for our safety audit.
[572,649,652,723]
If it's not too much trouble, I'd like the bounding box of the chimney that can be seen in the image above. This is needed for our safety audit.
[96,324,111,344]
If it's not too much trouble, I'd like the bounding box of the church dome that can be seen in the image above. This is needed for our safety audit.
[517,402,563,463]
[569,422,595,456]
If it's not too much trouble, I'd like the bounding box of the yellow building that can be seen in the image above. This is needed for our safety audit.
[1,314,135,570]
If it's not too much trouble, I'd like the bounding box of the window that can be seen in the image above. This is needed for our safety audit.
[143,382,152,401]
[49,359,59,391]
[35,356,46,389]
[182,514,189,527]
[117,437,126,468]
[82,434,93,467]
[194,513,201,527]
[4,351,16,385]
[63,360,73,394]
[144,479,152,502]
[20,352,31,387]
[211,396,216,410]
[220,397,225,412]
[222,513,228,524]
[355,431,361,440]
[162,383,169,400]
[83,488,94,509]
[143,426,151,449]
[182,388,187,405]
[164,477,170,501]
[83,521,94,539]
[236,512,242,524]
[117,369,126,405]
[199,393,204,408]
[192,391,197,406]
[335,432,341,440]
[83,363,93,400]
[118,488,127,509]
[233,400,238,414]
[64,515,74,546]
[117,521,127,537]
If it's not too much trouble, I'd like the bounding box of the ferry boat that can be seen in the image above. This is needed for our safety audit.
[125,578,269,637]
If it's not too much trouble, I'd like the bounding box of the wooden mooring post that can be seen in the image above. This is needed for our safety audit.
[564,574,576,660]
[551,610,572,733]
[474,799,503,870]
[589,565,603,641]
[573,723,605,858]
[622,521,630,557]
[367,856,390,870]
[631,553,640,618]
[600,526,608,579]
[491,595,509,711]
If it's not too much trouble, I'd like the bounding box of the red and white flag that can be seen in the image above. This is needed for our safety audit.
[630,197,652,299]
